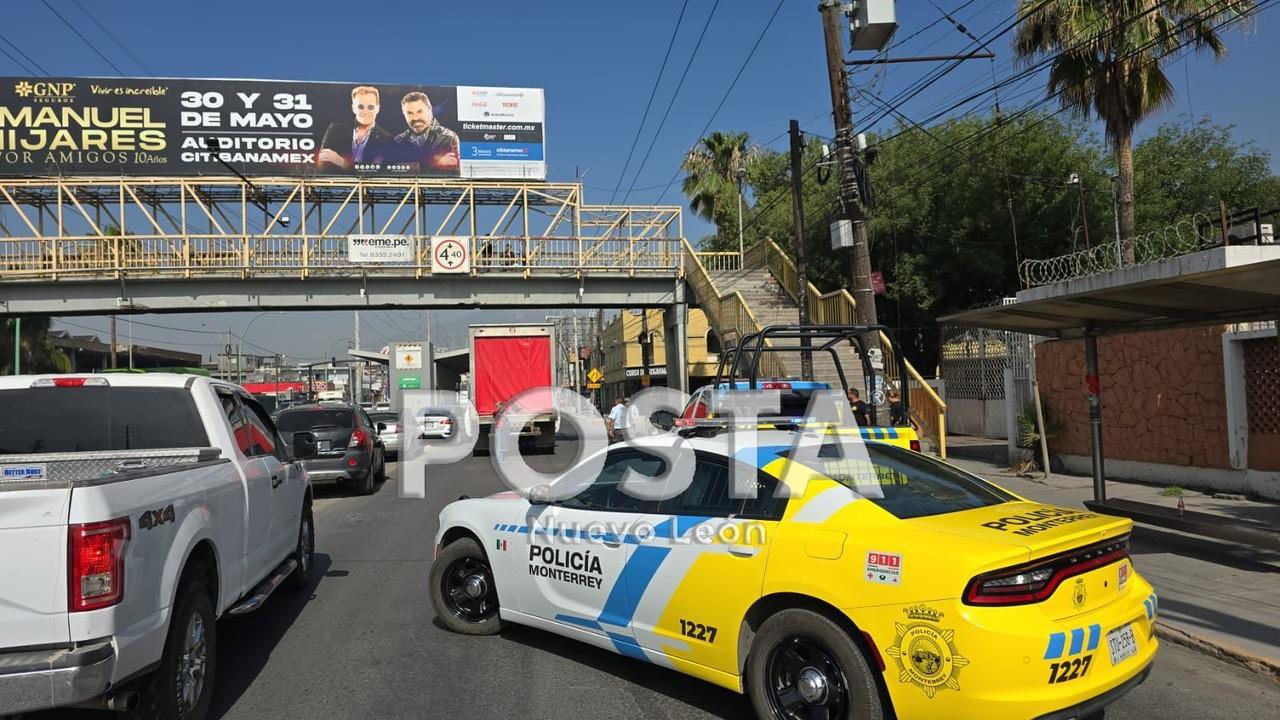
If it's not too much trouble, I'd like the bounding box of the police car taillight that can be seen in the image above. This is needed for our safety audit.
[910,439,921,452]
[964,537,1129,606]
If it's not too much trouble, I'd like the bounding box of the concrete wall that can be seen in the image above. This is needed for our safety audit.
[1036,327,1232,470]
[946,398,1008,439]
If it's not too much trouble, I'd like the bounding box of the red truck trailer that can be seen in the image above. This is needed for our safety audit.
[469,324,558,452]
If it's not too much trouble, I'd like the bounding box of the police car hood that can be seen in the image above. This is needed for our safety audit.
[905,501,1132,560]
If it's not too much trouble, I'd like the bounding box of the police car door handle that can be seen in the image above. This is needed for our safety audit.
[728,545,758,558]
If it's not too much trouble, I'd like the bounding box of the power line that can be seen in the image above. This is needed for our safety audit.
[871,0,1271,209]
[0,32,48,74]
[653,0,787,204]
[0,42,36,75]
[610,0,690,205]
[41,0,125,76]
[69,0,155,75]
[620,0,722,203]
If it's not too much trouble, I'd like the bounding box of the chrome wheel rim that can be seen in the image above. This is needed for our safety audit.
[178,612,207,713]
[299,515,313,574]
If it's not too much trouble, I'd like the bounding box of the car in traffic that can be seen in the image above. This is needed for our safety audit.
[276,404,386,494]
[415,406,457,440]
[430,429,1157,720]
[0,373,317,717]
[369,410,401,457]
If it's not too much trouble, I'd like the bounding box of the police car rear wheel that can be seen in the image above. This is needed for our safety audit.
[747,609,883,720]
[430,538,502,635]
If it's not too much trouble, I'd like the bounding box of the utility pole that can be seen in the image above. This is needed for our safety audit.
[789,119,814,381]
[12,317,19,375]
[353,310,361,352]
[109,315,118,369]
[820,0,878,329]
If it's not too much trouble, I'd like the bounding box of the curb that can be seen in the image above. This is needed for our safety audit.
[1155,621,1280,682]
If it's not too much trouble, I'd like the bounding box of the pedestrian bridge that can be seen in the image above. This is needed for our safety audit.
[0,174,947,451]
[0,176,684,314]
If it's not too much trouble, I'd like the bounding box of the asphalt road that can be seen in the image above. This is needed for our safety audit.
[30,452,1280,720]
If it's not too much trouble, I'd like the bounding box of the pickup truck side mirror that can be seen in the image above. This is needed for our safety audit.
[292,431,318,460]
[376,422,387,432]
[528,484,553,506]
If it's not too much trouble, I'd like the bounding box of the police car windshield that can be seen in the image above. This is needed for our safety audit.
[777,442,1015,519]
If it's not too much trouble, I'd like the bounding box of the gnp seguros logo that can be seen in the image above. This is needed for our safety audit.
[14,81,77,104]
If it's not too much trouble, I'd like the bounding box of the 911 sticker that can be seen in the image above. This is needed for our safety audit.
[1118,561,1130,591]
[865,551,902,585]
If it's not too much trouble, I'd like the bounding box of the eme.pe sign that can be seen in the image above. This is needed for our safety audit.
[348,235,413,263]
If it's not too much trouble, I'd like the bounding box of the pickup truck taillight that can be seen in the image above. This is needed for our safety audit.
[69,517,130,612]
[349,429,369,449]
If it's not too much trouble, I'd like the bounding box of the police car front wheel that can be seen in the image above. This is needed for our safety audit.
[430,538,503,635]
[746,609,884,720]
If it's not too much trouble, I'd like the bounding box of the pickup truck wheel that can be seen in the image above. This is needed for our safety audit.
[745,609,883,720]
[131,581,216,720]
[430,538,502,635]
[285,504,314,591]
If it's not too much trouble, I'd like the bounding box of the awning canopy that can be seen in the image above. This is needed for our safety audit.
[941,246,1280,338]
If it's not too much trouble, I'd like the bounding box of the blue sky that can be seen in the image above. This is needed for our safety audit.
[5,0,1276,361]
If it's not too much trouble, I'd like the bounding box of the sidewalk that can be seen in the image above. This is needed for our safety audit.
[948,456,1280,678]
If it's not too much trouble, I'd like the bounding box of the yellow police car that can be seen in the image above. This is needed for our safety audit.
[430,430,1156,719]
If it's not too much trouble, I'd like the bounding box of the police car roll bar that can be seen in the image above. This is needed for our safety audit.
[711,324,910,427]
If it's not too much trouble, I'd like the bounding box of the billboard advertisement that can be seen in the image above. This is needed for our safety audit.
[0,77,546,179]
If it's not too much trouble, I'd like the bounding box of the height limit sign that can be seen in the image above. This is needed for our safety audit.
[431,237,471,274]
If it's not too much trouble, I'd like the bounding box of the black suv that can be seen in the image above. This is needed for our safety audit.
[277,404,386,494]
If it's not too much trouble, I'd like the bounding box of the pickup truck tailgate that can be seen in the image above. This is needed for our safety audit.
[0,487,71,646]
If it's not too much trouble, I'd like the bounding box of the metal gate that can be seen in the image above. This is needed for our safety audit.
[939,299,1040,439]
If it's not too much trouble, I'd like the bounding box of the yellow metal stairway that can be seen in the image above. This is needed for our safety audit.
[683,240,947,456]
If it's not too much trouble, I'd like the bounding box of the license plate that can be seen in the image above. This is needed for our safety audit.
[1107,624,1138,665]
[318,440,331,452]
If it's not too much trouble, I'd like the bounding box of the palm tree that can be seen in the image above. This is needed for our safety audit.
[681,131,752,246]
[1014,0,1254,262]
[1,316,71,375]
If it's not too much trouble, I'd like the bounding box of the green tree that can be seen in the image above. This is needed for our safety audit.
[681,131,753,248]
[1134,118,1280,232]
[1,316,71,375]
[1014,0,1254,261]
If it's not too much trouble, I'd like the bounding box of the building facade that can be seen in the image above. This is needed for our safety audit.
[595,309,720,406]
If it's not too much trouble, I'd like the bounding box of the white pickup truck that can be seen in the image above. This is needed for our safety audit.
[0,373,319,718]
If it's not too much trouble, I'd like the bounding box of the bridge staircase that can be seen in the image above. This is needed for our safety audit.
[683,240,947,456]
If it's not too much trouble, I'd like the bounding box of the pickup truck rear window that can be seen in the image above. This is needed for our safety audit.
[0,387,209,453]
[276,409,355,432]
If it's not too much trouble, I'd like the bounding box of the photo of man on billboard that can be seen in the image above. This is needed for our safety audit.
[393,91,460,176]
[317,85,395,172]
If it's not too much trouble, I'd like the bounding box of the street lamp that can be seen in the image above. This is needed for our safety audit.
[238,311,284,385]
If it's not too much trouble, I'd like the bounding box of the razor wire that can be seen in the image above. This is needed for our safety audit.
[1019,213,1215,288]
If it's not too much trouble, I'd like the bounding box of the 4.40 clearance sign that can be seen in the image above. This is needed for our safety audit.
[0,77,546,180]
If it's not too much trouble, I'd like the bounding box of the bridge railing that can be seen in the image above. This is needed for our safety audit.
[0,176,684,279]
[0,235,685,279]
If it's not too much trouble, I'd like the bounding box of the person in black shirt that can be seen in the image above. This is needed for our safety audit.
[888,388,906,426]
[847,388,869,427]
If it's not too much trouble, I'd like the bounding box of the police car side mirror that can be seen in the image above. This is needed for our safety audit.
[528,484,553,505]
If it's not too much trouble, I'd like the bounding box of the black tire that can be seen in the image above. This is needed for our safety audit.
[375,452,387,483]
[354,467,375,495]
[130,580,217,720]
[429,537,502,635]
[746,609,884,720]
[284,503,314,591]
